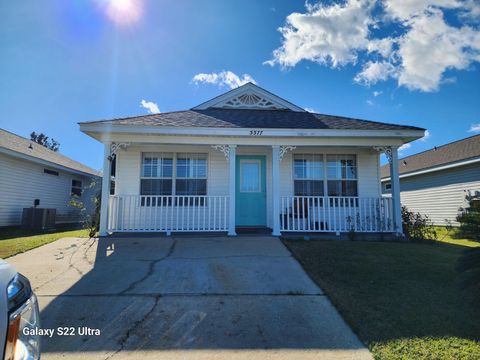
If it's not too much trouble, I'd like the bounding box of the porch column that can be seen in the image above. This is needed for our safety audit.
[228,145,237,236]
[272,145,281,236]
[389,146,403,235]
[99,142,112,236]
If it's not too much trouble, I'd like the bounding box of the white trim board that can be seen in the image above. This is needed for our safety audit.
[80,124,424,141]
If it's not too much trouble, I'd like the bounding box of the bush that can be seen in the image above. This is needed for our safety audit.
[68,180,100,238]
[457,195,480,241]
[401,206,437,242]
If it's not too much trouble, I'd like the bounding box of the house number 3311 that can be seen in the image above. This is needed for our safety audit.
[249,130,263,136]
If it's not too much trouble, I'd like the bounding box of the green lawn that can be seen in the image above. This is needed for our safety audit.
[283,238,480,360]
[434,226,479,248]
[0,227,90,258]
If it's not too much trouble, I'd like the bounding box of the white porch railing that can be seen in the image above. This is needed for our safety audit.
[280,196,394,233]
[108,195,229,233]
[108,195,393,234]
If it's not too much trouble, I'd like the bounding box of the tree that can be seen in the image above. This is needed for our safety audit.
[30,132,60,152]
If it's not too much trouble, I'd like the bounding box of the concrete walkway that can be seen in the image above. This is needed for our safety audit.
[8,236,372,359]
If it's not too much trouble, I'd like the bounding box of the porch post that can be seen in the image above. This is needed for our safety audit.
[228,145,237,236]
[99,142,112,236]
[390,146,403,235]
[272,145,281,236]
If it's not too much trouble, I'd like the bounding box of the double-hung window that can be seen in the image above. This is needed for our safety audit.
[176,153,207,205]
[292,154,358,198]
[140,153,173,196]
[327,155,358,196]
[293,154,324,196]
[140,152,207,205]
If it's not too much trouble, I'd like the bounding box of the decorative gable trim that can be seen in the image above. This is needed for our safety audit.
[192,82,305,112]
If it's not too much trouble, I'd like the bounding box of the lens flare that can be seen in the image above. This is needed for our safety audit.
[104,0,143,25]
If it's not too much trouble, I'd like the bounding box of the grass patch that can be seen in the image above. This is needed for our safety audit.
[283,239,480,360]
[0,227,90,258]
[433,226,479,248]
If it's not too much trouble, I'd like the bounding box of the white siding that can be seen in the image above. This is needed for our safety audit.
[399,163,480,226]
[114,145,381,230]
[0,153,98,227]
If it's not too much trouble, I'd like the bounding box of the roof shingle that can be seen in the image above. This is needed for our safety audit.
[80,108,424,131]
[0,129,99,176]
[381,134,480,178]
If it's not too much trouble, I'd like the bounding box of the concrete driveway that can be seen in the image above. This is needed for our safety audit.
[8,235,372,359]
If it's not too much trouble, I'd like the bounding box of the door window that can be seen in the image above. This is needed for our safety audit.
[240,160,261,192]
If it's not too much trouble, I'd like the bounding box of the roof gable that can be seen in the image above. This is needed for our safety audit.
[192,83,306,112]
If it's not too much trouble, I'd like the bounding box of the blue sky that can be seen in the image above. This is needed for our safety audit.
[1,0,479,170]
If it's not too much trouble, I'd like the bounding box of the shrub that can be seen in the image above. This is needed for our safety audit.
[401,206,437,242]
[457,195,480,241]
[68,180,101,238]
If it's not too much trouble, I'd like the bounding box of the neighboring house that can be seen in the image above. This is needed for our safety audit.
[381,135,480,226]
[79,83,424,236]
[0,129,101,227]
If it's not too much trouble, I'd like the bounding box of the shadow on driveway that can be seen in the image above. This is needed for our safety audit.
[10,236,372,359]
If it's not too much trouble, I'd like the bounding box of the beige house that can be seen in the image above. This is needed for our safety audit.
[79,83,425,236]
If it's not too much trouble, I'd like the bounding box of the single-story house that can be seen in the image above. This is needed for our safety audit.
[0,129,100,227]
[381,134,480,226]
[79,83,425,237]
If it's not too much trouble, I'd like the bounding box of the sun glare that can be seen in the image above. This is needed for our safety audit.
[104,0,143,25]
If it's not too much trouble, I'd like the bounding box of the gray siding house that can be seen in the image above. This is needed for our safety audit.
[381,135,480,226]
[0,129,100,227]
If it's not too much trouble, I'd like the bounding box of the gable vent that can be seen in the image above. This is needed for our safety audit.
[219,93,283,110]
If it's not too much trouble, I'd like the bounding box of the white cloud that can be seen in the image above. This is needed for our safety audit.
[354,61,397,85]
[396,9,480,92]
[398,143,412,152]
[468,123,480,132]
[264,0,374,68]
[383,0,461,20]
[366,99,374,106]
[304,107,318,113]
[267,0,480,92]
[192,71,256,89]
[373,90,382,96]
[421,130,431,141]
[140,100,160,114]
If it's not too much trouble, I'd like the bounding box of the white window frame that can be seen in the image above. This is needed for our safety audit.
[140,152,208,197]
[292,153,358,197]
[140,152,174,196]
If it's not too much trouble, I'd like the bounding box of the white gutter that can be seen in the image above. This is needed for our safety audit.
[0,147,100,178]
[381,157,480,182]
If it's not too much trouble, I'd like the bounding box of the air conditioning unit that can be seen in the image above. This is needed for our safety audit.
[22,208,56,230]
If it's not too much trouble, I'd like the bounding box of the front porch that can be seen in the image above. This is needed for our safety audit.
[100,142,401,237]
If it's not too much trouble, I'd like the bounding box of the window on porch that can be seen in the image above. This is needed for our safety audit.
[293,154,324,196]
[293,154,358,197]
[327,155,358,197]
[140,152,207,206]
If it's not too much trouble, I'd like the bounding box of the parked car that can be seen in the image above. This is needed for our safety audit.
[0,259,40,360]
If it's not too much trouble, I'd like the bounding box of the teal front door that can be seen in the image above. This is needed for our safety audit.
[236,155,266,226]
